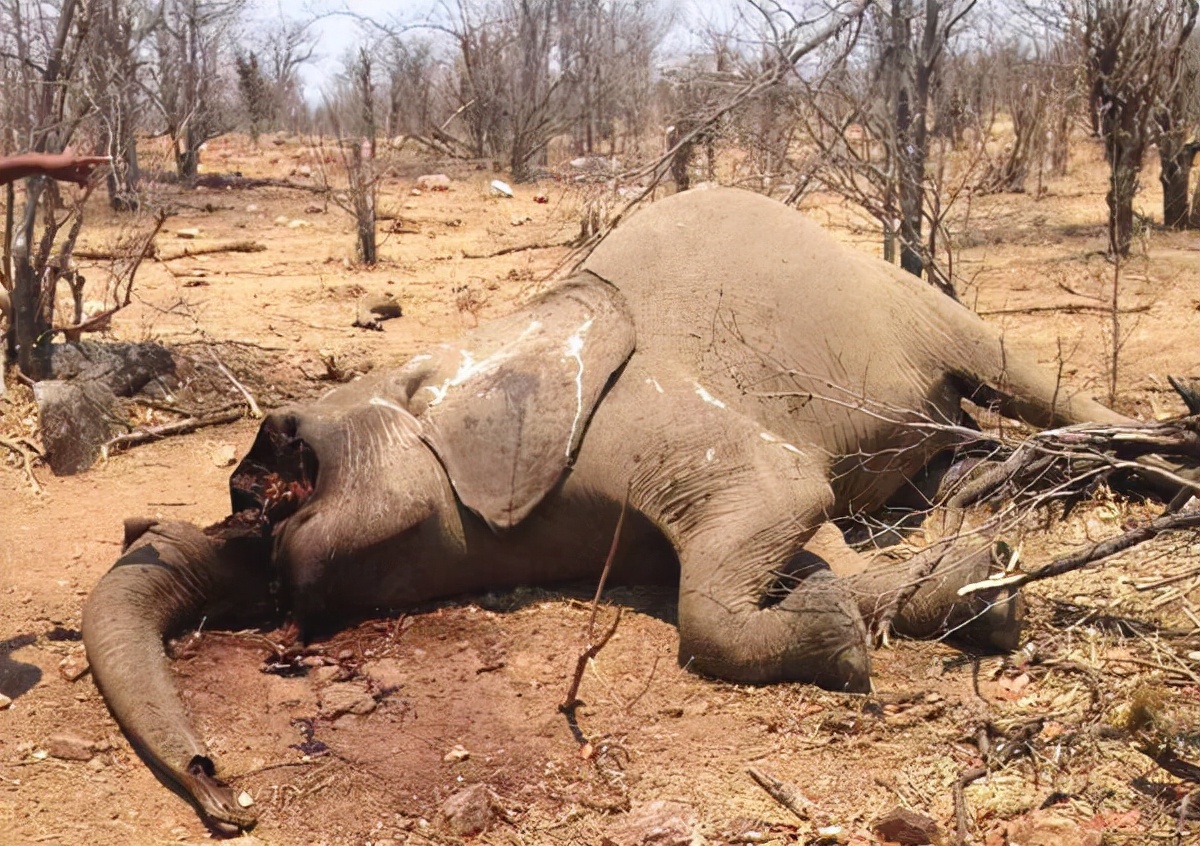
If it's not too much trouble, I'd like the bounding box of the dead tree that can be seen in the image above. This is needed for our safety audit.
[147,0,245,183]
[1078,0,1198,255]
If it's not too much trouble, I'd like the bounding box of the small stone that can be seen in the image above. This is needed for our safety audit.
[211,444,237,467]
[444,744,470,763]
[296,164,312,177]
[0,693,11,710]
[237,791,254,808]
[604,800,697,846]
[273,215,290,225]
[45,733,96,762]
[287,219,309,228]
[416,174,451,191]
[872,806,943,845]
[245,204,259,213]
[176,228,201,239]
[438,784,494,837]
[319,682,377,719]
[489,179,513,197]
[305,204,324,214]
[58,654,90,682]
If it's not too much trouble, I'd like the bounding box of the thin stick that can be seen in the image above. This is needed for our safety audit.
[587,489,630,638]
[958,510,1200,596]
[559,608,623,713]
[462,238,578,260]
[210,353,263,418]
[954,766,987,845]
[746,766,814,821]
[102,409,244,455]
[0,437,42,494]
[159,240,266,261]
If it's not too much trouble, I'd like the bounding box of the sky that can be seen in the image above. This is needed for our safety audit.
[249,0,733,102]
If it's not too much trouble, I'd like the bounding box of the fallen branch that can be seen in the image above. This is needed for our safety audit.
[210,353,263,418]
[954,766,988,846]
[102,409,244,455]
[958,509,1200,596]
[747,766,816,822]
[0,437,42,494]
[159,240,266,261]
[462,237,578,260]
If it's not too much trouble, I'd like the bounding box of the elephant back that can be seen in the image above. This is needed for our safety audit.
[581,187,959,448]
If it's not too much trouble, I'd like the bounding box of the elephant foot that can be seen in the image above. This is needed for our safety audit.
[851,539,1026,653]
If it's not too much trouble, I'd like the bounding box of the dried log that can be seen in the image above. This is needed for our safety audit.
[102,409,244,456]
[958,508,1200,596]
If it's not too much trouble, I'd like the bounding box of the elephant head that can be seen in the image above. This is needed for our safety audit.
[83,274,636,830]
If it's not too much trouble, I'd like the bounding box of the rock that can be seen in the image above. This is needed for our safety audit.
[58,653,90,682]
[511,214,532,226]
[416,174,451,191]
[318,682,377,719]
[296,164,312,177]
[489,179,513,197]
[443,744,470,763]
[0,693,11,710]
[176,228,201,239]
[1002,810,1102,846]
[274,215,290,225]
[872,807,943,845]
[305,204,324,214]
[35,341,179,474]
[364,294,402,320]
[45,733,96,761]
[438,784,494,837]
[212,444,238,467]
[604,800,698,846]
[34,379,118,475]
[245,204,259,213]
[287,219,309,228]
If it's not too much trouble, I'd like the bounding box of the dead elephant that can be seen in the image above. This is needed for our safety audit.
[83,187,1129,830]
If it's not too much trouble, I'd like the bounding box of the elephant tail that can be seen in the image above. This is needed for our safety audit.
[82,518,271,832]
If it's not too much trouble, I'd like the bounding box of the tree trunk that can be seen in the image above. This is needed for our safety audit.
[1190,168,1200,229]
[12,233,54,382]
[1159,141,1198,230]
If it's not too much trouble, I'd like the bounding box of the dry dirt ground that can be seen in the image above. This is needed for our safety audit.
[2,134,1200,846]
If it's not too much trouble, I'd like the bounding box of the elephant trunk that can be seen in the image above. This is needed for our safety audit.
[82,519,271,832]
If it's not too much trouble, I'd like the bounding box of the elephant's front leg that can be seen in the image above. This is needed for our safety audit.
[807,523,1025,651]
[576,366,872,692]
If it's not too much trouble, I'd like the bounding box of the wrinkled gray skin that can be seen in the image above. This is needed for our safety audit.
[83,188,1126,831]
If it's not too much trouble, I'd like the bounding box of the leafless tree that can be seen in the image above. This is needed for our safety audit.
[2,0,88,380]
[321,48,381,265]
[1157,32,1200,229]
[146,0,246,183]
[80,0,159,210]
[1074,0,1197,254]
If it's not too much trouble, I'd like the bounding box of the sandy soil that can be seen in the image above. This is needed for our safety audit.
[2,134,1199,845]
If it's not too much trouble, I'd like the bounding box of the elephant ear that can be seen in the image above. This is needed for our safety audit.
[392,275,634,530]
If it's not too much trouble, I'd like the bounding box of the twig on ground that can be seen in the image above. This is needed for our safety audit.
[0,437,42,493]
[159,240,267,261]
[102,409,244,456]
[747,766,817,822]
[954,766,988,846]
[462,237,578,260]
[210,353,263,418]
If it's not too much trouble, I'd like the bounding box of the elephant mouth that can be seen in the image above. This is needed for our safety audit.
[228,416,319,528]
